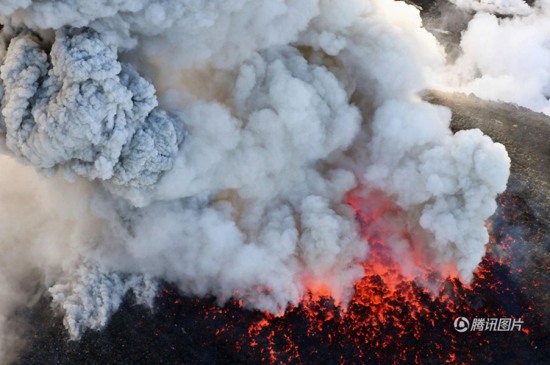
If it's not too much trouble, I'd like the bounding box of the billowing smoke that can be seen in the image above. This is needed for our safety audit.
[0,0,511,362]
[0,26,184,203]
[450,0,532,15]
[446,0,550,115]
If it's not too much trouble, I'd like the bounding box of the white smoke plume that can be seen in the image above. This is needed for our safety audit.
[450,0,532,15]
[365,101,509,280]
[446,0,550,115]
[0,0,510,361]
[50,264,157,340]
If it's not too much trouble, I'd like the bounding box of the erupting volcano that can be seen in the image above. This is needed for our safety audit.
[18,187,550,364]
[0,0,549,364]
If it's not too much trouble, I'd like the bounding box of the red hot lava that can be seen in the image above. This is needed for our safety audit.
[148,190,548,364]
[19,189,550,364]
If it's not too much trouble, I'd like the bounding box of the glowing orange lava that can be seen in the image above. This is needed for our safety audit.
[153,190,547,364]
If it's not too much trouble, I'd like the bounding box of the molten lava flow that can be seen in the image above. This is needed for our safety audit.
[133,190,548,364]
[198,189,540,364]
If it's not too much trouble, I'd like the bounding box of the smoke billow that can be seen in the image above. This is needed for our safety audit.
[0,27,184,204]
[450,0,533,15]
[446,0,550,115]
[0,0,512,361]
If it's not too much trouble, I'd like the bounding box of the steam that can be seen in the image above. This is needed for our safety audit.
[0,0,512,360]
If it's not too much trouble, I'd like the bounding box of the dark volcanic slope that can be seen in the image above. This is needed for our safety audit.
[424,90,550,227]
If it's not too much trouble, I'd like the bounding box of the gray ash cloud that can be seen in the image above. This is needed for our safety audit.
[0,27,184,196]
